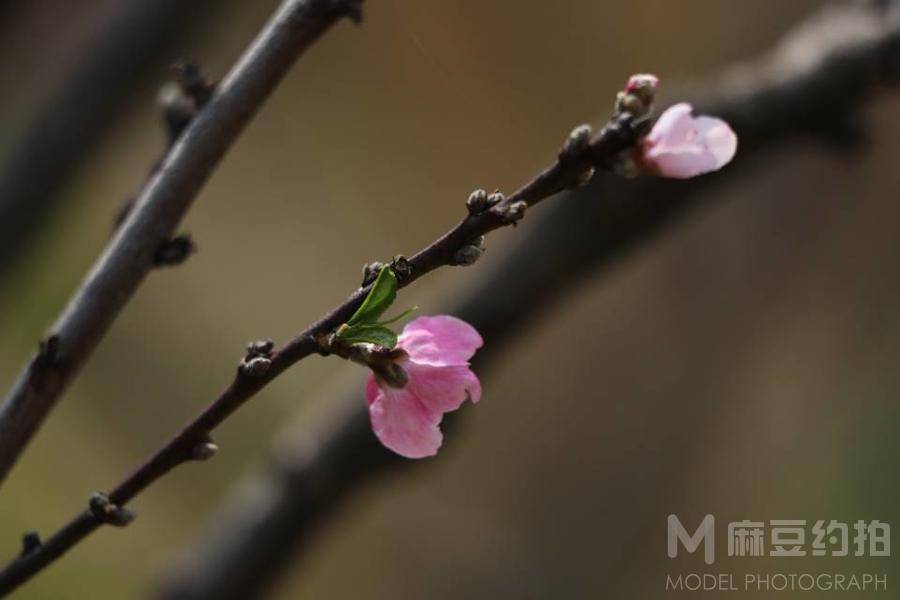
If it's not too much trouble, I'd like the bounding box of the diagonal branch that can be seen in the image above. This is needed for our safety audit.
[0,0,364,487]
[0,84,645,593]
[159,2,900,598]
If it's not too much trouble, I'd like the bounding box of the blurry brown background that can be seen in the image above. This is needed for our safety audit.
[1,0,899,597]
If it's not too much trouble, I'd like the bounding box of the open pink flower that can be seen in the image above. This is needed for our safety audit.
[641,102,737,179]
[365,315,483,458]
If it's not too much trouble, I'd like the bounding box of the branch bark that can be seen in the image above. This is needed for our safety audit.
[158,2,900,598]
[0,0,362,487]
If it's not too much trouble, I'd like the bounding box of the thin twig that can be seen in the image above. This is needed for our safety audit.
[0,0,363,487]
[159,2,900,598]
[0,106,644,595]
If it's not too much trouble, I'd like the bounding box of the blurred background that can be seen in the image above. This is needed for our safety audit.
[1,0,898,597]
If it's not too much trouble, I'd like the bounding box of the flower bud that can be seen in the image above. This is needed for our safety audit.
[452,237,486,266]
[361,261,385,286]
[625,74,659,102]
[615,73,659,119]
[240,356,272,377]
[88,492,136,527]
[20,531,41,556]
[487,191,505,207]
[191,436,219,461]
[496,200,527,224]
[562,124,592,159]
[466,189,489,214]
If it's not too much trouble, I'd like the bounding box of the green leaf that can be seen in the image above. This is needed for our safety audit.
[377,306,418,326]
[347,267,397,327]
[335,324,398,348]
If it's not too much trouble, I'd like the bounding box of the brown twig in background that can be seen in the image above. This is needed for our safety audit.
[0,91,644,593]
[0,0,220,280]
[158,2,900,598]
[0,0,364,489]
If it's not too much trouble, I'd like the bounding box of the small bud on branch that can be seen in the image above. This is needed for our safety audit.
[466,189,490,215]
[190,435,219,461]
[19,533,40,558]
[452,236,486,266]
[88,493,135,527]
[153,234,195,267]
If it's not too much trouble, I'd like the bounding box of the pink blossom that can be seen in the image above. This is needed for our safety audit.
[641,102,737,179]
[365,315,483,458]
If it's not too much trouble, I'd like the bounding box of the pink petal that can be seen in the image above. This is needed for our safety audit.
[644,102,694,147]
[366,377,443,458]
[643,103,737,178]
[363,315,485,458]
[365,375,381,406]
[399,315,483,366]
[405,362,482,414]
[693,116,737,168]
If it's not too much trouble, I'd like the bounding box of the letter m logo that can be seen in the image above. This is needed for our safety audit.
[668,514,715,565]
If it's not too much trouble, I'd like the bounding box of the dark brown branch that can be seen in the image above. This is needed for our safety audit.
[159,2,900,598]
[0,0,219,280]
[0,91,643,594]
[0,0,363,488]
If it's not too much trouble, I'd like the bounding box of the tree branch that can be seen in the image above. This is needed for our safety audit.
[0,0,363,487]
[158,2,900,598]
[0,80,644,592]
[0,0,219,280]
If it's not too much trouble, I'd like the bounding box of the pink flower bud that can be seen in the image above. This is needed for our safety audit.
[625,73,659,95]
[365,316,483,458]
[641,102,737,179]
